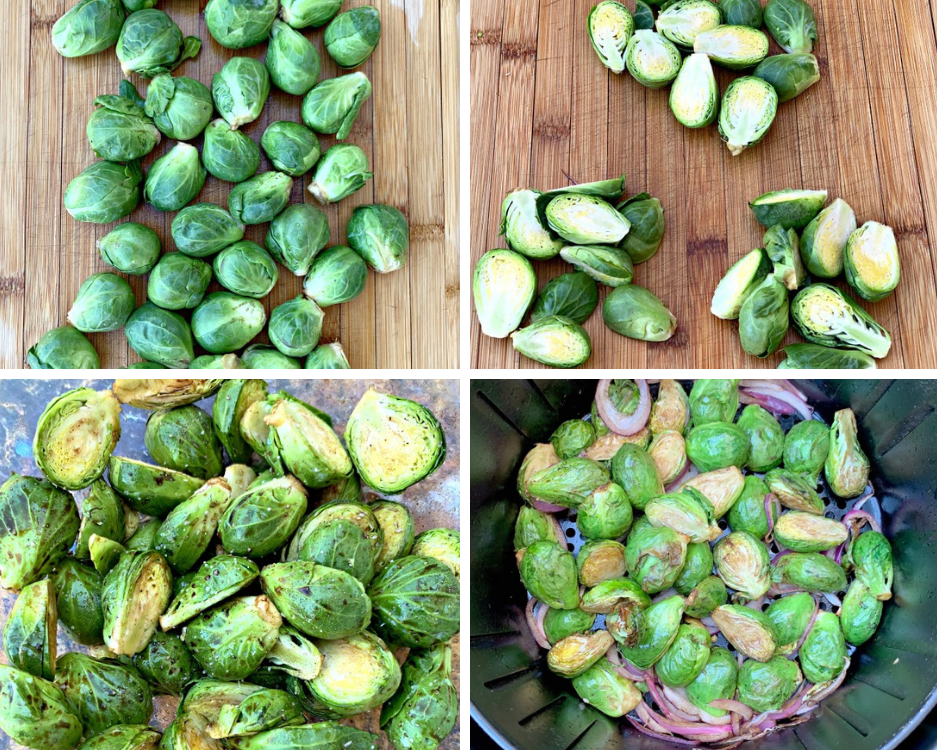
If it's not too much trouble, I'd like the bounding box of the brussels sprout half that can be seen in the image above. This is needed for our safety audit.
[656,0,721,49]
[763,0,817,54]
[474,249,537,339]
[625,30,682,88]
[603,284,677,341]
[844,221,900,302]
[791,284,891,358]
[718,76,778,156]
[512,317,593,368]
[669,53,719,129]
[711,248,771,320]
[587,1,636,73]
[693,24,768,69]
[799,198,857,278]
[750,188,827,229]
[754,53,821,102]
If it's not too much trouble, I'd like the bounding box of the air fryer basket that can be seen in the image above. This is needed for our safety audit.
[470,379,936,750]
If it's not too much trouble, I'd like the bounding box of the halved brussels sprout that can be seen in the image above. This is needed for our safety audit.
[529,457,611,507]
[52,0,125,58]
[3,578,57,680]
[545,194,630,245]
[102,550,172,655]
[799,611,845,682]
[547,630,614,678]
[512,317,593,367]
[621,595,685,669]
[765,467,823,513]
[685,421,750,471]
[738,274,789,358]
[0,665,84,748]
[158,711,221,749]
[302,73,372,140]
[764,591,815,654]
[711,604,778,661]
[98,222,161,275]
[518,540,580,610]
[267,20,321,95]
[683,574,728,618]
[368,501,414,570]
[56,653,153,735]
[145,74,213,141]
[551,419,596,459]
[309,144,373,204]
[577,540,626,586]
[791,284,891,358]
[625,30,682,88]
[754,53,821,102]
[645,490,722,543]
[134,630,196,695]
[219,475,308,558]
[75,480,125,561]
[689,379,738,425]
[737,657,802,712]
[154,478,231,573]
[840,578,882,645]
[849,530,893,601]
[587,1,636,73]
[53,558,104,644]
[64,160,142,224]
[148,253,212,310]
[611,442,665,509]
[583,429,650,461]
[631,0,655,29]
[161,554,259,630]
[771,552,848,593]
[669,53,719,129]
[87,93,161,162]
[718,0,762,27]
[560,245,634,287]
[79,724,162,750]
[713,531,770,599]
[763,0,817,53]
[693,24,768,68]
[230,722,378,749]
[603,283,677,341]
[201,120,261,183]
[116,9,201,78]
[617,193,665,263]
[650,380,689,434]
[145,404,223,480]
[656,0,721,48]
[324,6,381,68]
[531,272,599,324]
[198,682,305,738]
[800,198,856,278]
[844,221,900,302]
[711,248,771,320]
[113,378,222,410]
[305,632,401,717]
[725,475,771,538]
[144,142,206,211]
[718,76,778,155]
[213,57,271,129]
[513,506,559,552]
[625,524,689,593]
[499,188,565,260]
[737,404,784,472]
[264,627,325,682]
[582,576,650,615]
[205,0,279,48]
[656,622,712,687]
[685,647,738,716]
[517,444,561,507]
[211,380,268,465]
[763,223,805,290]
[108,456,204,517]
[572,658,642,717]
[750,188,827,229]
[773,511,848,552]
[686,465,745,517]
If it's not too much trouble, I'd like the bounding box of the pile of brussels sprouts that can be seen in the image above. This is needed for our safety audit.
[474,176,674,367]
[587,0,821,155]
[711,188,899,367]
[0,379,460,749]
[31,0,409,369]
[515,378,893,746]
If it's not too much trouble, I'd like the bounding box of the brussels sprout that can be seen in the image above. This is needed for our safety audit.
[576,540,626,586]
[56,654,154,736]
[158,711,221,749]
[280,0,344,28]
[288,501,383,563]
[102,550,172,655]
[124,517,163,550]
[764,468,823,513]
[693,24,768,68]
[849,530,893,601]
[309,143,374,203]
[0,665,83,749]
[737,656,802,712]
[825,408,871,499]
[587,1,636,73]
[223,464,258,501]
[116,10,201,78]
[792,284,891,358]
[560,245,634,287]
[685,647,737,716]
[710,248,771,320]
[517,444,561,507]
[267,297,323,357]
[132,630,195,695]
[687,380,736,426]
[548,630,614,678]
[211,242,279,300]
[718,0,762,27]
[201,121,262,184]
[213,57,271,129]
[763,224,805,291]
[87,94,161,163]
[205,0,279,48]
[218,475,308,558]
[79,724,162,749]
[645,382,687,437]
[646,490,722,543]
[144,74,213,142]
[621,595,685,669]
[161,554,259,630]
[718,76,778,155]
[89,535,124,576]
[772,552,848,593]
[779,344,876,370]
[764,0,817,53]
[144,404,223,480]
[625,29,682,87]
[498,189,564,260]
[685,421,750,471]
[324,6,381,67]
[625,524,688,593]
[172,203,245,259]
[302,72,372,140]
[262,122,322,178]
[64,160,142,223]
[113,378,223,410]
[840,578,882,645]
[98,222,161,275]
[674,541,713,595]
[799,611,845,682]
[668,52,719,129]
[683,574,728,618]
[52,558,105,645]
[513,507,559,551]
[578,482,635,540]
[3,578,57,680]
[191,292,267,354]
[372,501,416,570]
[656,622,712,687]
[761,591,815,657]
[574,657,643,717]
[600,590,650,645]
[783,418,830,484]
[473,249,536,338]
[773,511,847,553]
[153,478,231,573]
[614,193,664,263]
[518,541,579,610]
[267,204,331,276]
[75,480,125,561]
[191,354,245,369]
[528,457,610,507]
[713,531,770,599]
[751,188,827,231]
[346,203,410,273]
[229,172,294,225]
[108,456,204,517]
[263,627,325,682]
[66,273,134,334]
[545,194,630,245]
[587,578,649,620]
[711,604,778,661]
[344,388,444,493]
[52,0,125,58]
[754,52,821,103]
[199,683,305,738]
[632,0,655,29]
[799,198,857,278]
[602,283,677,341]
[737,405,784,472]
[545,608,596,645]
[303,245,368,307]
[265,20,321,96]
[657,0,721,48]
[539,176,627,205]
[726,475,770,538]
[231,722,379,749]
[147,253,212,310]
[144,142,206,211]
[549,419,595,460]
[843,221,900,302]
[412,528,460,579]
[686,466,745,518]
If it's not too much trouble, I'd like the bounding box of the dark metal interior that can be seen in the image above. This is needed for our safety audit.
[470,379,937,750]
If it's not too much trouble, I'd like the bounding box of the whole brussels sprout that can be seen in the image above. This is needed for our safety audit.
[754,52,821,102]
[133,630,195,695]
[545,607,595,645]
[576,540,625,586]
[674,540,713,595]
[765,467,823,514]
[617,193,665,264]
[262,121,322,177]
[693,24,768,68]
[737,656,802,712]
[289,501,383,563]
[840,577,882,645]
[726,475,771,538]
[783,418,830,485]
[800,198,857,278]
[711,249,771,320]
[573,658,642,717]
[75,480,125,560]
[655,622,712,687]
[587,1,635,73]
[849,530,893,600]
[205,0,280,48]
[347,203,410,273]
[738,273,789,357]
[529,457,611,508]
[625,30,682,88]
[0,665,83,749]
[0,475,78,591]
[621,595,685,669]
[370,556,460,647]
[685,647,738,716]
[685,421,750,471]
[718,76,778,155]
[718,0,762,27]
[324,6,381,68]
[683,575,728,618]
[547,630,614,678]
[303,245,368,307]
[213,242,279,298]
[826,408,870,498]
[711,604,778,661]
[714,531,770,599]
[107,456,204,517]
[513,316,593,367]
[771,552,848,593]
[531,272,599,324]
[624,523,688,593]
[545,193,630,245]
[646,489,722,543]
[267,204,331,276]
[657,0,721,48]
[145,404,224,479]
[161,554,259,630]
[280,0,345,28]
[309,144,374,204]
[669,52,719,129]
[64,160,142,223]
[172,202,246,258]
[305,632,401,717]
[518,540,579,610]
[87,94,162,162]
[148,253,212,310]
[550,419,596,459]
[213,57,271,129]
[473,249,536,339]
[230,722,378,749]
[191,292,267,353]
[218,474,308,558]
[764,0,817,53]
[145,74,213,141]
[765,591,816,654]
[686,466,745,518]
[52,0,125,58]
[56,653,153,735]
[65,273,134,333]
[201,120,262,183]
[78,724,162,749]
[98,222,161,275]
[267,20,321,95]
[412,528,460,579]
[773,511,848,552]
[144,142,206,211]
[3,578,57,680]
[268,296,324,357]
[560,245,634,287]
[799,611,846,682]
[229,171,293,225]
[791,284,891,358]
[736,404,784,472]
[245,345,305,369]
[602,283,677,341]
[102,550,172,655]
[154,478,232,573]
[116,10,201,78]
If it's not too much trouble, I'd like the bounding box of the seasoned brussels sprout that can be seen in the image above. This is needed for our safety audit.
[64,160,142,223]
[213,57,271,129]
[202,120,262,183]
[764,591,815,654]
[102,550,172,655]
[578,482,635,539]
[133,630,195,695]
[621,595,685,669]
[545,608,595,645]
[78,724,162,749]
[145,74,213,141]
[844,221,900,302]
[718,0,762,27]
[369,501,415,570]
[280,0,344,28]
[783,418,830,484]
[645,490,722,543]
[725,475,770,538]
[219,474,308,558]
[711,604,778,661]
[157,711,220,749]
[560,244,634,287]
[577,540,626,586]
[324,6,381,68]
[656,622,712,687]
[517,445,561,509]
[683,574,728,618]
[650,381,689,436]
[693,24,768,69]
[800,198,857,278]
[685,466,744,518]
[602,283,677,341]
[754,53,821,102]
[587,1,636,73]
[263,627,325,683]
[370,556,460,647]
[145,404,223,480]
[545,194,630,245]
[412,528,460,579]
[718,76,778,155]
[711,248,771,319]
[514,507,559,552]
[763,223,805,290]
[685,421,750,471]
[56,653,153,735]
[3,578,57,680]
[550,419,596,459]
[657,0,721,48]
[674,541,713,595]
[191,292,267,354]
[849,530,893,600]
[262,121,322,177]
[616,193,665,263]
[161,554,259,630]
[751,188,827,230]
[289,501,383,564]
[116,10,201,78]
[474,249,537,338]
[305,343,351,369]
[75,480,125,560]
[548,630,614,678]
[518,540,580,610]
[108,456,203,517]
[347,203,409,273]
[267,204,331,276]
[689,380,738,426]
[736,404,784,471]
[304,632,400,717]
[112,378,222,410]
[825,408,870,498]
[308,143,373,204]
[172,202,245,258]
[791,284,891,358]
[625,524,688,593]
[267,296,324,357]
[52,0,125,58]
[302,73,372,140]
[87,93,161,162]
[498,189,564,260]
[771,552,848,593]
[267,20,321,95]
[153,478,231,573]
[773,511,847,552]
[144,142,206,211]
[98,222,161,275]
[737,656,802,712]
[625,30,682,88]
[124,517,163,550]
[0,665,83,748]
[572,658,642,717]
[529,457,610,507]
[303,245,368,307]
[148,253,212,310]
[685,647,738,716]
[89,535,125,576]
[669,52,719,129]
[230,722,378,749]
[52,558,104,644]
[765,468,823,513]
[66,273,134,334]
[229,172,293,225]
[799,611,845,682]
[763,0,817,53]
[840,577,882,645]
[212,242,279,299]
[205,0,279,48]
[714,531,770,599]
[189,681,304,738]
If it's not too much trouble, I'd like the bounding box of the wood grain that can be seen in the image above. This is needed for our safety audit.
[1,0,458,369]
[470,0,936,368]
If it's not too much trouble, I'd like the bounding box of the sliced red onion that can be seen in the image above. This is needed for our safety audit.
[637,700,734,742]
[764,494,775,534]
[770,683,811,720]
[627,715,695,745]
[531,499,568,514]
[547,516,569,549]
[643,670,701,723]
[771,549,790,565]
[700,616,719,635]
[651,587,679,604]
[802,658,850,707]
[605,644,636,681]
[797,608,820,648]
[741,379,808,402]
[744,597,765,612]
[731,709,741,737]
[663,687,732,726]
[622,657,646,682]
[842,508,882,535]
[595,379,650,436]
[709,698,755,720]
[739,387,813,420]
[525,598,551,650]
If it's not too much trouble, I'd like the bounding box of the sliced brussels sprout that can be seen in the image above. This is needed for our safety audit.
[714,531,770,599]
[738,274,789,358]
[737,404,784,472]
[844,221,900,302]
[611,444,663,509]
[849,530,893,601]
[64,160,142,224]
[202,683,305,738]
[683,574,728,618]
[474,249,537,338]
[840,578,882,645]
[799,611,845,682]
[763,0,817,54]
[288,501,383,564]
[78,724,162,750]
[53,558,104,645]
[124,517,163,550]
[693,24,768,68]
[153,478,231,573]
[98,222,161,275]
[791,283,891,358]
[512,316,592,367]
[773,511,847,552]
[87,93,161,162]
[548,630,614,678]
[631,0,655,29]
[145,404,223,480]
[578,482,635,539]
[370,556,460,647]
[737,656,802,712]
[750,188,827,229]
[116,9,201,78]
[3,578,57,680]
[324,6,381,68]
[205,0,279,48]
[201,119,262,183]
[710,248,770,320]
[577,540,626,586]
[625,524,689,593]
[582,575,650,615]
[617,193,665,263]
[669,53,719,129]
[645,431,684,485]
[230,722,378,749]
[0,665,84,748]
[718,76,778,156]
[144,74,213,141]
[763,223,805,290]
[718,0,762,28]
[112,378,222,410]
[517,444,561,507]
[528,457,610,507]
[518,540,580,610]
[765,467,823,514]
[267,204,331,276]
[686,465,745,517]
[158,711,222,749]
[144,142,206,212]
[148,253,212,310]
[514,506,559,551]
[656,0,721,48]
[212,57,271,129]
[560,245,634,287]
[587,1,636,73]
[711,604,778,661]
[764,591,816,654]
[650,380,689,434]
[771,552,848,593]
[550,419,596,460]
[52,0,125,59]
[625,30,682,88]
[754,53,821,102]
[645,490,722,543]
[799,198,857,278]
[75,480,125,561]
[531,272,599,324]
[685,421,750,472]
[107,456,203,517]
[218,475,308,559]
[573,658,642,717]
[161,555,259,630]
[499,188,565,260]
[102,550,172,655]
[308,144,373,204]
[538,176,627,203]
[621,595,685,669]
[545,193,631,245]
[689,379,739,426]
[302,73,372,140]
[267,20,321,95]
[133,630,195,695]
[262,121,322,177]
[674,541,713,595]
[725,474,771,538]
[263,627,325,682]
[369,501,415,569]
[781,418,830,484]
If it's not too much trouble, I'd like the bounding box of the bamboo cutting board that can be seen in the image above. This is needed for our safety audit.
[470,0,936,369]
[0,0,459,369]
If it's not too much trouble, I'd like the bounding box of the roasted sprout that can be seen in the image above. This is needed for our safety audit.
[108,456,203,517]
[771,552,848,593]
[625,524,688,593]
[848,530,893,600]
[53,558,104,645]
[0,666,83,748]
[572,658,642,717]
[782,418,830,484]
[773,511,847,552]
[578,482,635,539]
[621,595,685,669]
[2,578,57,680]
[577,540,626,586]
[219,475,308,558]
[764,591,815,654]
[725,474,771,539]
[102,550,172,655]
[799,611,845,682]
[713,531,770,599]
[765,467,823,514]
[145,404,223,480]
[133,631,196,695]
[737,656,802,712]
[518,540,580,610]
[840,578,882,645]
[736,404,784,471]
[686,466,745,518]
[75,480,125,560]
[645,490,722,543]
[650,382,689,436]
[154,478,232,573]
[685,647,738,716]
[55,653,153,735]
[547,630,614,678]
[655,622,712,686]
[711,604,778,662]
[551,419,596,459]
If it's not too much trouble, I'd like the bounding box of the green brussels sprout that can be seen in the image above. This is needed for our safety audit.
[772,552,848,593]
[297,519,375,584]
[107,456,204,517]
[576,540,625,586]
[184,595,283,680]
[602,283,677,341]
[301,73,373,143]
[545,193,630,245]
[303,245,368,306]
[513,506,560,551]
[647,381,688,437]
[154,479,231,573]
[231,722,378,749]
[621,595,685,669]
[587,1,635,73]
[213,242,279,299]
[668,52,719,129]
[498,189,564,260]
[182,681,303,739]
[87,94,161,162]
[840,578,882,645]
[0,665,83,749]
[736,405,784,472]
[615,193,665,263]
[229,172,294,225]
[370,556,460,647]
[98,222,161,275]
[172,202,245,259]
[779,344,876,369]
[102,550,172,655]
[530,273,598,326]
[726,475,771,538]
[825,408,870,498]
[783,418,830,485]
[718,0,762,27]
[547,630,614,678]
[213,57,271,129]
[686,466,745,518]
[693,24,768,69]
[718,76,778,155]
[773,511,847,552]
[764,591,815,654]
[218,474,308,558]
[765,467,823,513]
[412,528,459,579]
[66,273,134,334]
[123,361,166,369]
[518,540,579,610]
[625,524,688,593]
[190,354,244,369]
[240,346,301,369]
[657,0,721,48]
[64,160,142,223]
[632,0,655,29]
[751,188,827,230]
[145,404,224,479]
[266,20,321,96]
[737,656,802,712]
[124,517,163,550]
[575,657,644,716]
[122,0,159,10]
[267,204,331,276]
[683,574,728,618]
[308,143,373,204]
[800,198,857,278]
[763,0,817,53]
[754,52,821,102]
[625,30,682,88]
[673,541,713,595]
[560,244,634,287]
[79,724,162,749]
[849,530,893,600]
[799,611,845,682]
[3,578,57,680]
[685,647,737,716]
[262,121,322,177]
[656,622,712,687]
[75,480,125,560]
[144,142,206,211]
[711,604,778,661]
[202,119,262,183]
[89,534,126,576]
[473,249,536,339]
[347,203,410,273]
[47,556,99,651]
[578,482,635,540]
[147,253,212,310]
[713,531,770,599]
[528,458,611,507]
[689,379,739,425]
[205,0,279,48]
[263,626,325,682]
[844,221,900,302]
[268,296,324,357]
[158,711,220,749]
[191,292,267,353]
[268,392,353,488]
[324,6,381,68]
[710,248,771,320]
[345,388,444,493]
[116,9,201,78]
[280,0,344,28]
[685,421,750,471]
[144,74,213,141]
[52,0,125,58]
[161,554,259,630]
[544,608,596,645]
[595,580,650,641]
[550,419,595,459]
[646,489,722,543]
[132,631,196,695]
[289,501,383,564]
[792,284,891,358]
[380,643,457,749]
[763,223,805,290]
[517,443,561,506]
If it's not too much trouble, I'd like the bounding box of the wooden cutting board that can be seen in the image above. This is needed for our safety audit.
[1,0,459,369]
[470,0,936,368]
